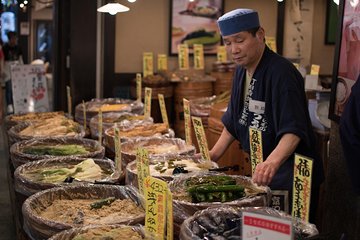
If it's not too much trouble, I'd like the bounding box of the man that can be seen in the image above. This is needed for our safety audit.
[210,9,324,221]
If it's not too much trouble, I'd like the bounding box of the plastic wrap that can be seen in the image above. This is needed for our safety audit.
[89,112,153,139]
[168,172,271,236]
[4,111,65,130]
[49,224,146,240]
[7,121,85,146]
[14,157,119,197]
[22,185,145,240]
[104,123,175,153]
[125,155,218,188]
[74,98,144,126]
[190,92,231,117]
[10,137,104,169]
[121,137,195,170]
[180,206,319,239]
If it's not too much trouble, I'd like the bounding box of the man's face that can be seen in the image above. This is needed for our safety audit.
[222,28,265,69]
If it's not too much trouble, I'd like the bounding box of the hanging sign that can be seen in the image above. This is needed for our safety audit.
[249,127,264,174]
[158,94,169,128]
[183,98,192,145]
[157,54,168,71]
[292,154,313,222]
[144,176,167,239]
[217,46,227,63]
[242,211,293,240]
[192,116,210,161]
[136,73,142,102]
[143,52,154,77]
[178,44,189,70]
[114,127,122,174]
[193,44,204,70]
[144,87,152,118]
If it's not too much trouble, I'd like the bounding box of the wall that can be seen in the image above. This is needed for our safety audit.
[114,0,277,74]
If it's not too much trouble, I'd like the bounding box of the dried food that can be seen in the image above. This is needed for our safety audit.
[22,144,89,156]
[71,226,142,240]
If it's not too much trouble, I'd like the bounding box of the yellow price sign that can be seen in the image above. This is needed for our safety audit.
[217,46,227,63]
[192,116,210,161]
[136,148,150,196]
[158,94,169,128]
[193,44,204,70]
[143,52,154,77]
[66,86,72,116]
[183,98,192,145]
[144,87,152,118]
[292,154,313,222]
[293,63,300,70]
[166,189,173,240]
[136,73,142,102]
[98,109,103,145]
[144,176,167,239]
[266,36,277,53]
[114,128,122,174]
[249,127,264,174]
[158,54,168,71]
[177,44,189,70]
[82,100,86,130]
[310,64,320,76]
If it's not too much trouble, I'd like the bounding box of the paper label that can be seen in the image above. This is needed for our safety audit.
[192,116,210,161]
[98,109,103,145]
[136,148,150,196]
[183,98,192,145]
[242,211,293,240]
[249,127,263,174]
[166,189,173,240]
[144,87,152,118]
[67,86,72,116]
[193,44,204,70]
[292,154,313,222]
[178,44,189,70]
[136,73,142,102]
[114,128,122,174]
[82,100,86,130]
[305,74,319,90]
[157,54,168,71]
[158,94,169,128]
[143,52,154,77]
[310,64,320,75]
[249,99,265,114]
[217,46,227,63]
[266,36,277,53]
[293,63,300,69]
[144,176,167,239]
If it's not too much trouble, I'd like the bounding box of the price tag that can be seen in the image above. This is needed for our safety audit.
[217,46,227,63]
[178,44,189,70]
[114,128,122,174]
[144,176,167,239]
[158,94,169,128]
[143,52,154,77]
[270,190,289,214]
[98,109,103,145]
[136,73,142,102]
[293,63,300,69]
[192,116,210,161]
[310,64,320,76]
[136,148,150,196]
[82,100,86,130]
[144,87,152,118]
[183,98,192,145]
[266,36,277,53]
[166,189,173,240]
[249,127,264,174]
[242,211,293,240]
[193,44,204,70]
[66,86,72,116]
[292,154,313,222]
[158,54,168,71]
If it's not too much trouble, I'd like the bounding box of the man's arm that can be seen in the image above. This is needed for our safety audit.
[209,127,235,162]
[252,133,300,185]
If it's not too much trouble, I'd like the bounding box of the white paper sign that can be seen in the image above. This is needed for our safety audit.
[305,74,319,90]
[242,211,293,240]
[11,64,49,114]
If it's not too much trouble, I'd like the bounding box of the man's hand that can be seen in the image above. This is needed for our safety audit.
[252,160,280,186]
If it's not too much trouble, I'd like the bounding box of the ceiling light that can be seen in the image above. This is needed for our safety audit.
[97,2,130,15]
[128,0,136,3]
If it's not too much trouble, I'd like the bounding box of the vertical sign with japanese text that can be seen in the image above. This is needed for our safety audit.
[183,98,192,145]
[143,52,154,77]
[144,87,152,118]
[266,36,277,53]
[136,148,150,196]
[67,86,72,116]
[178,44,189,70]
[249,127,264,174]
[157,54,168,71]
[158,94,169,128]
[292,154,313,222]
[114,128,122,174]
[82,100,86,130]
[217,46,227,63]
[136,73,142,102]
[98,109,103,145]
[166,189,173,240]
[310,64,320,76]
[192,116,210,161]
[193,44,204,70]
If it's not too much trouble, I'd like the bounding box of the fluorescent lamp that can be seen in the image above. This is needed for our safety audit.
[97,3,130,15]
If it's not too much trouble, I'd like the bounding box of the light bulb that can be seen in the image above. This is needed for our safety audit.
[277,0,284,2]
[128,0,136,2]
[24,0,28,4]
[20,3,24,8]
[109,10,117,15]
